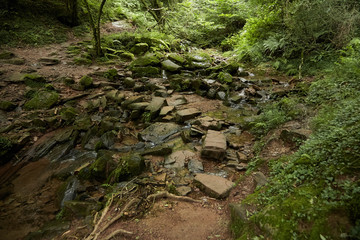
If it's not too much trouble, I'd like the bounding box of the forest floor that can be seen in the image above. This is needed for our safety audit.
[0,21,303,240]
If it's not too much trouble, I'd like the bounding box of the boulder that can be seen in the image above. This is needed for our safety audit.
[194,173,234,199]
[201,130,227,161]
[24,90,59,110]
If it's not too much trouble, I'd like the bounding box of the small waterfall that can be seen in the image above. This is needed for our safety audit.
[162,70,168,80]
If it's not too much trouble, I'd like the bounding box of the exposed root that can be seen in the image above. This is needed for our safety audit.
[103,229,133,240]
[146,191,202,203]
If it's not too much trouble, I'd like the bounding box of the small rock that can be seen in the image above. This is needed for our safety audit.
[161,59,182,72]
[201,130,227,161]
[128,102,149,110]
[164,150,196,169]
[194,173,234,199]
[145,97,165,117]
[177,186,192,196]
[39,57,60,66]
[159,106,174,116]
[253,172,267,187]
[121,95,145,108]
[237,152,248,162]
[138,122,181,144]
[175,108,201,123]
[123,77,135,88]
[166,95,187,106]
[216,91,227,100]
[130,43,149,55]
[188,159,204,173]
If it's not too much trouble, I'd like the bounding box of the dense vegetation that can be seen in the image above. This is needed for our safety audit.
[1,0,359,239]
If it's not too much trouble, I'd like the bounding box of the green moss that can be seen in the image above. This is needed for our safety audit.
[108,153,145,183]
[168,53,186,64]
[60,107,78,124]
[131,66,160,78]
[79,75,93,89]
[90,152,117,181]
[24,90,59,110]
[23,74,46,88]
[103,69,118,81]
[130,53,162,68]
[0,51,14,59]
[218,72,233,84]
[0,101,17,111]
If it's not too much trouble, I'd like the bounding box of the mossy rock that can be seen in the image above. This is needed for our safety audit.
[131,66,160,78]
[73,57,92,65]
[130,43,149,55]
[60,107,78,124]
[24,90,59,110]
[161,60,182,72]
[23,74,47,88]
[0,51,15,59]
[123,77,135,88]
[108,153,145,183]
[0,101,17,111]
[118,51,135,61]
[62,77,75,86]
[168,53,186,65]
[218,72,233,84]
[79,75,93,89]
[130,53,162,68]
[103,68,118,81]
[74,116,93,130]
[89,151,118,181]
[4,58,25,65]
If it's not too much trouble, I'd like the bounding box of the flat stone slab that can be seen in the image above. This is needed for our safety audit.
[188,159,204,173]
[159,106,174,116]
[166,95,187,106]
[145,97,165,114]
[138,122,181,144]
[164,150,196,169]
[201,130,227,161]
[176,108,201,122]
[194,173,234,199]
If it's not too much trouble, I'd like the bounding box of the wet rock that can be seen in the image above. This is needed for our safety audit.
[46,140,76,162]
[24,90,59,110]
[194,173,234,199]
[188,61,211,69]
[39,57,60,66]
[188,159,204,173]
[253,171,268,187]
[123,77,135,88]
[79,75,93,89]
[0,101,17,111]
[201,130,227,161]
[130,43,149,55]
[177,186,192,196]
[138,122,181,144]
[159,106,175,116]
[145,97,165,118]
[100,131,116,149]
[175,108,201,123]
[164,150,196,169]
[161,59,182,72]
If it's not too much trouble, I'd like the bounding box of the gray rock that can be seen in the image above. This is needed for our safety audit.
[164,150,196,169]
[188,159,204,173]
[253,171,268,187]
[123,77,135,88]
[121,95,145,108]
[175,108,201,122]
[159,106,175,116]
[201,130,227,161]
[216,91,227,100]
[194,173,234,199]
[128,102,149,110]
[138,122,181,144]
[145,97,165,117]
[166,95,188,106]
[161,60,182,72]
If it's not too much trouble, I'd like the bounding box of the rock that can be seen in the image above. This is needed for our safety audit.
[164,150,196,169]
[131,66,161,78]
[161,60,182,72]
[142,145,173,156]
[168,53,186,65]
[106,90,124,103]
[237,67,249,77]
[175,108,201,122]
[166,95,188,106]
[253,171,268,187]
[159,106,175,116]
[180,129,192,143]
[280,129,307,148]
[229,203,252,227]
[0,51,15,59]
[145,97,165,117]
[130,53,161,67]
[4,58,25,65]
[218,72,233,84]
[216,91,227,100]
[130,43,149,55]
[79,75,93,89]
[0,101,17,111]
[138,122,181,144]
[201,130,227,161]
[118,51,135,61]
[109,153,145,182]
[188,61,211,69]
[128,102,149,110]
[123,77,135,88]
[39,57,60,66]
[194,173,234,199]
[207,88,217,99]
[63,201,100,219]
[121,95,145,108]
[237,152,248,162]
[100,131,116,149]
[155,89,168,98]
[24,90,59,110]
[89,152,118,180]
[177,186,192,196]
[188,159,204,173]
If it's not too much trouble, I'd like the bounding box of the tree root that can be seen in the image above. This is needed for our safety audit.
[146,191,202,203]
[103,229,133,240]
